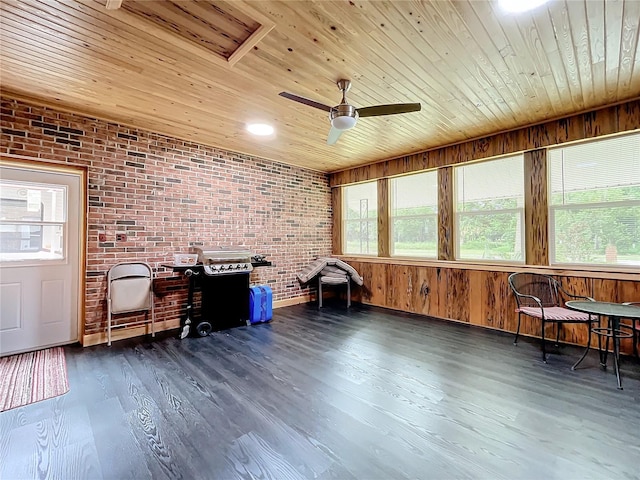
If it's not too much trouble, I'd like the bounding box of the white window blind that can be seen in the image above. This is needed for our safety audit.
[343,181,378,255]
[390,171,438,257]
[455,155,525,262]
[548,132,640,267]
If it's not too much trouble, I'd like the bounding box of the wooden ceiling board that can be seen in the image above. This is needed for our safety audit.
[1,0,639,172]
[121,1,260,59]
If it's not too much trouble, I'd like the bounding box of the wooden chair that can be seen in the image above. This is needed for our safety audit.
[508,273,597,369]
[107,262,155,346]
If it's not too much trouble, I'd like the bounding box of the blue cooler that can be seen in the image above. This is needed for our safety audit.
[249,285,273,324]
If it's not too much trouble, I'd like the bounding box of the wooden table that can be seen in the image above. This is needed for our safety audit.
[566,301,640,389]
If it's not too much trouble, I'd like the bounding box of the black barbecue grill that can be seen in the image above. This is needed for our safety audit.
[166,247,270,338]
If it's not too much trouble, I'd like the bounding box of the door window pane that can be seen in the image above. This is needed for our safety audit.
[548,133,640,267]
[343,182,378,255]
[390,171,438,257]
[455,155,525,262]
[0,181,66,261]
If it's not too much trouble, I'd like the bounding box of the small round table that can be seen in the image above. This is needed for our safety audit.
[565,301,640,389]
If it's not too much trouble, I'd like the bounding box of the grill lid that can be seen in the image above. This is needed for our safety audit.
[193,246,252,264]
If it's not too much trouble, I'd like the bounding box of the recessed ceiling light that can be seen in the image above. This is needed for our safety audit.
[247,123,274,136]
[499,0,550,13]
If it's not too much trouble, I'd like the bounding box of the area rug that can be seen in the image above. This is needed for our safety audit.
[0,347,69,412]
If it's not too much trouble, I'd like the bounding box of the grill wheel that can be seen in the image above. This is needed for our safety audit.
[196,321,212,337]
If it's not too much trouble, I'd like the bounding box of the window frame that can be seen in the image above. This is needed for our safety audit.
[342,181,378,256]
[547,133,640,269]
[0,180,68,265]
[453,155,525,264]
[389,171,438,259]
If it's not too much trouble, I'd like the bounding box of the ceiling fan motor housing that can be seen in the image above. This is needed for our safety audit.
[330,104,359,130]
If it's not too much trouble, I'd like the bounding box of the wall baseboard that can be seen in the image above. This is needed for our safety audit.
[82,319,181,347]
[273,294,313,308]
[82,295,314,347]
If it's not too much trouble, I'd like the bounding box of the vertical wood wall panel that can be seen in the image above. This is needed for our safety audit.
[377,178,390,257]
[438,167,454,261]
[444,269,470,323]
[480,272,513,331]
[618,101,640,131]
[386,264,412,311]
[524,149,549,265]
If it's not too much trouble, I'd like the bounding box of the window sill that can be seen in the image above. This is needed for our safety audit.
[335,255,640,281]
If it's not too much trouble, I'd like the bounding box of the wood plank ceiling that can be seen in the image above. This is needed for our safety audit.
[1,0,639,172]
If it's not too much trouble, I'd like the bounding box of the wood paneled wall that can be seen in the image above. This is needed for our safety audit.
[331,99,640,355]
[345,259,640,355]
[330,99,640,187]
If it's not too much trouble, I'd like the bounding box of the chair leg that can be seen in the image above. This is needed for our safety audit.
[555,323,561,347]
[150,291,155,339]
[107,298,112,347]
[541,319,547,363]
[346,280,351,308]
[514,313,522,345]
[318,278,323,309]
[572,321,592,370]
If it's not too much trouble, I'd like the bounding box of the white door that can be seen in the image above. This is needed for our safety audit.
[0,162,83,356]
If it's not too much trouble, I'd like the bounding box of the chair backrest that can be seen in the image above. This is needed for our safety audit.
[508,273,561,308]
[108,262,153,315]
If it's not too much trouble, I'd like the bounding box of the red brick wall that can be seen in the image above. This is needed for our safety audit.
[1,97,332,336]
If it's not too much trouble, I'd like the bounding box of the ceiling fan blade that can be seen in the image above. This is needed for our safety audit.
[327,126,343,145]
[279,92,332,112]
[357,103,421,118]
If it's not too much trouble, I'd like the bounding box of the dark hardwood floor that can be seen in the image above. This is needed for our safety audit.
[2,302,639,479]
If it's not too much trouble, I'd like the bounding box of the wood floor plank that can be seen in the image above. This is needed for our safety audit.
[1,303,639,479]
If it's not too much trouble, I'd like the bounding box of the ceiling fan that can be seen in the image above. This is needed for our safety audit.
[279,79,421,145]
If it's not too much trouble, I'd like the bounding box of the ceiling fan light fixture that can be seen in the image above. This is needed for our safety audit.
[331,115,358,131]
[498,0,550,13]
[246,123,274,136]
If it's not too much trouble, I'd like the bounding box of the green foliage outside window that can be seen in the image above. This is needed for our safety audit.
[551,187,640,264]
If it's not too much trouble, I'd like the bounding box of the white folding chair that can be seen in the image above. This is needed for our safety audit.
[107,262,155,346]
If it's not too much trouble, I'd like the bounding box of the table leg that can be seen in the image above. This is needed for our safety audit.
[611,316,623,390]
[600,322,609,368]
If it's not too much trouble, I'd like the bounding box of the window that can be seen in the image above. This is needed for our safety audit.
[343,181,377,255]
[0,180,66,262]
[390,171,438,257]
[548,133,640,267]
[455,155,525,262]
